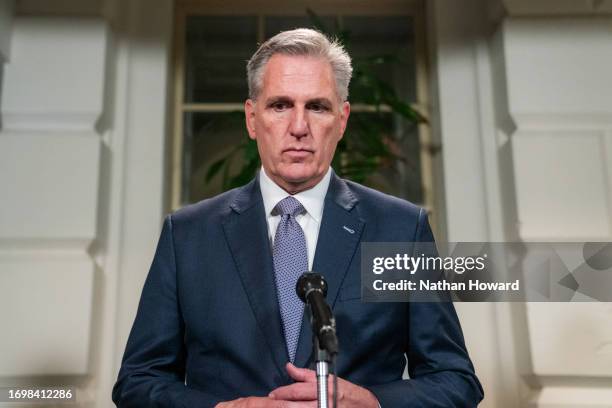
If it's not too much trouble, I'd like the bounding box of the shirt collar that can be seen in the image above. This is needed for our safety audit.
[259,166,331,223]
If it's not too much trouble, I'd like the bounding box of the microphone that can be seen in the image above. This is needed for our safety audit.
[296,272,339,355]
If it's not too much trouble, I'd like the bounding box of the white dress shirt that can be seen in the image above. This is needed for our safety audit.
[260,168,381,407]
[259,166,332,271]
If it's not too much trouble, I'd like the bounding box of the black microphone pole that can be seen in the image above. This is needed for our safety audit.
[296,272,338,408]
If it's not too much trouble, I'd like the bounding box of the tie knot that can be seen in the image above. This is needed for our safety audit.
[274,196,305,217]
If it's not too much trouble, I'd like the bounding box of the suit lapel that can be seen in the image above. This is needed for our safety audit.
[293,174,365,368]
[221,179,288,380]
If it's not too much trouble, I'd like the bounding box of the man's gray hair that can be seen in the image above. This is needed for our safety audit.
[246,28,353,102]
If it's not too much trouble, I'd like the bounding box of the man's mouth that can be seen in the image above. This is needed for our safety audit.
[283,147,314,152]
[283,148,314,159]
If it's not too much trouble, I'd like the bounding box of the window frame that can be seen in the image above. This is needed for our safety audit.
[170,0,437,227]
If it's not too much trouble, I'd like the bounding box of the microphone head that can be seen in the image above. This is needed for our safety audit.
[296,272,328,303]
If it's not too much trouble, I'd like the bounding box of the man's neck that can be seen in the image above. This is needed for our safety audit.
[261,168,330,196]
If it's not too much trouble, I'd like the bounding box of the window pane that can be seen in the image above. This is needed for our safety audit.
[182,112,251,204]
[185,16,257,103]
[345,112,422,203]
[344,16,416,103]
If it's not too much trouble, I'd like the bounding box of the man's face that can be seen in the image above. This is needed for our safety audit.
[245,54,350,194]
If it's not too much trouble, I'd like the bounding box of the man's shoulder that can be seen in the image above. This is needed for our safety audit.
[338,178,431,241]
[340,178,423,219]
[170,183,250,225]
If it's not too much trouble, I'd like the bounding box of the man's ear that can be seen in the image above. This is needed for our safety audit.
[339,101,351,139]
[245,99,257,140]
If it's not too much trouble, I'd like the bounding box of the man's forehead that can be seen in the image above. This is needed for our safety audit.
[259,54,339,99]
[264,53,330,69]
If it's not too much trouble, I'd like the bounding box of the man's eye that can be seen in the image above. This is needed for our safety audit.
[308,103,328,112]
[271,102,289,111]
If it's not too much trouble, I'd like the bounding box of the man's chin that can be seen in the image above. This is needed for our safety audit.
[277,166,315,182]
[275,169,324,193]
[282,171,318,184]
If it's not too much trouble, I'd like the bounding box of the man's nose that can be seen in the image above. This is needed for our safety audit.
[289,107,309,139]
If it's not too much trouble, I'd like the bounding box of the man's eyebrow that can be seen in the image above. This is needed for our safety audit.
[263,96,335,107]
[264,96,293,105]
[306,98,333,106]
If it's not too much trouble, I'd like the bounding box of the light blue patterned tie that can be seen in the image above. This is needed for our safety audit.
[272,196,308,362]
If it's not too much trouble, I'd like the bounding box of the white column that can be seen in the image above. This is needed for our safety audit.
[96,0,173,407]
[428,1,523,407]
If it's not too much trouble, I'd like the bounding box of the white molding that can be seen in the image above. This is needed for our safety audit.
[0,252,95,376]
[1,17,107,133]
[511,113,612,132]
[0,130,101,242]
[529,386,612,408]
[501,18,612,131]
[526,302,612,378]
[89,20,128,408]
[92,1,173,408]
[0,238,93,252]
[2,112,101,132]
[512,130,612,241]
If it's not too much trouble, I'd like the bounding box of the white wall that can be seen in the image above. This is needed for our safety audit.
[0,0,172,407]
[0,15,105,383]
[430,0,612,407]
[501,17,612,407]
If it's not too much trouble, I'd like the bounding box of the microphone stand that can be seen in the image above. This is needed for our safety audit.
[296,273,338,408]
[314,335,331,408]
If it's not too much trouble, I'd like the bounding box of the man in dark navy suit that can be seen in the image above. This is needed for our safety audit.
[113,28,483,407]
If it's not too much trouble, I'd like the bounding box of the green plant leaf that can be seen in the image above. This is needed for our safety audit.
[205,157,226,183]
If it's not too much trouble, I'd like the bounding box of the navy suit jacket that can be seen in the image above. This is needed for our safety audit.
[113,173,484,407]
